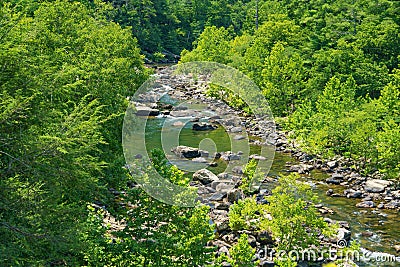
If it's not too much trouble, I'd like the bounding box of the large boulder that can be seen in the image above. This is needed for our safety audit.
[364,179,392,193]
[135,106,160,116]
[220,151,241,161]
[171,146,200,158]
[193,169,219,184]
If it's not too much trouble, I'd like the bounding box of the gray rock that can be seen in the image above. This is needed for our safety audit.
[230,126,243,133]
[217,172,232,179]
[384,200,400,209]
[337,227,351,242]
[234,135,245,140]
[170,109,196,117]
[171,146,200,158]
[215,202,231,211]
[192,157,208,163]
[209,192,226,201]
[208,162,218,167]
[172,121,184,127]
[216,183,235,193]
[364,179,392,193]
[218,246,230,256]
[135,106,160,116]
[345,189,363,198]
[221,151,241,161]
[356,201,375,208]
[327,160,338,168]
[227,188,244,203]
[193,169,219,184]
[290,163,314,174]
[232,166,243,175]
[250,154,267,161]
[326,177,342,185]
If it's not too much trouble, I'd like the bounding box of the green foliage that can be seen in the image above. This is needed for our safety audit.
[0,0,146,264]
[180,26,232,64]
[83,150,215,267]
[229,197,262,231]
[260,173,335,252]
[206,83,252,114]
[228,233,259,267]
[241,159,264,193]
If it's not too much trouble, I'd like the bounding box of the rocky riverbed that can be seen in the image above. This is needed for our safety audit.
[127,66,400,266]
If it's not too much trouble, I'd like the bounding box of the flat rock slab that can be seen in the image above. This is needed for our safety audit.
[135,106,160,116]
[193,169,219,184]
[364,179,392,193]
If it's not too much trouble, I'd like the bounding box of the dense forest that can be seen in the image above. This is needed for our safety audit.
[1,0,399,266]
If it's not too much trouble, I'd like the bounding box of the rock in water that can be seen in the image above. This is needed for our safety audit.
[364,179,392,193]
[171,146,200,158]
[192,122,217,131]
[135,106,160,116]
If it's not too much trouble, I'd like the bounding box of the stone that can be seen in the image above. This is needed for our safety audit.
[337,227,351,242]
[192,157,208,163]
[209,192,226,201]
[135,106,160,116]
[344,189,363,198]
[232,166,243,175]
[170,109,196,117]
[326,177,342,185]
[192,122,217,131]
[230,126,243,133]
[215,202,230,211]
[384,200,400,209]
[338,221,350,230]
[326,189,334,196]
[193,169,219,184]
[227,188,244,203]
[394,245,400,253]
[364,179,392,193]
[250,154,267,161]
[327,160,338,168]
[172,121,184,127]
[220,151,241,161]
[247,235,257,247]
[213,213,230,232]
[216,183,235,193]
[356,201,375,208]
[217,172,232,179]
[332,173,344,180]
[174,105,188,111]
[171,146,200,158]
[208,162,218,167]
[234,135,245,140]
[218,246,230,256]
